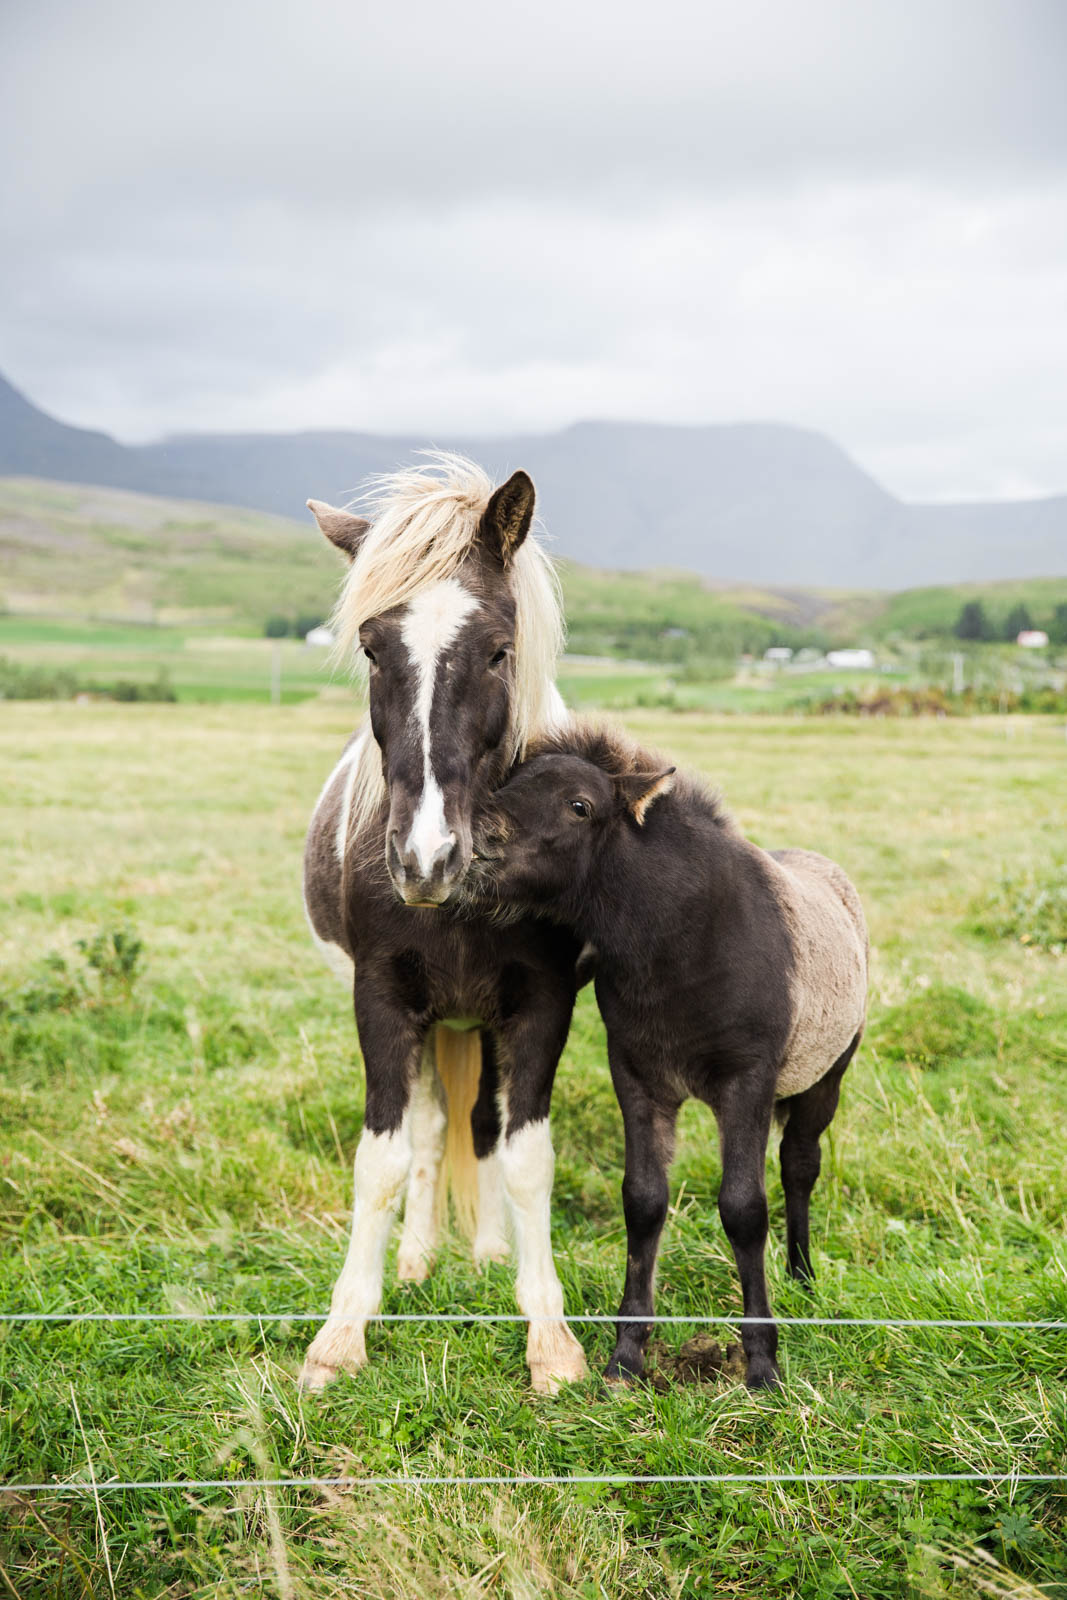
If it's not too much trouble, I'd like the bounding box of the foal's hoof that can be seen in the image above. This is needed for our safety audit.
[604,1351,644,1387]
[743,1357,781,1392]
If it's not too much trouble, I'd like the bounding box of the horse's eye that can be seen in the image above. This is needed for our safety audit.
[363,646,377,666]
[489,648,508,667]
[570,799,591,818]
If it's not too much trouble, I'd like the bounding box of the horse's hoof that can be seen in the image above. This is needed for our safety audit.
[527,1326,588,1394]
[298,1357,339,1393]
[472,1235,510,1270]
[299,1323,367,1391]
[529,1355,587,1395]
[744,1359,781,1392]
[604,1351,644,1386]
[396,1249,433,1282]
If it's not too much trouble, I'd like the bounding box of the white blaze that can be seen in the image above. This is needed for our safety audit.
[400,578,480,878]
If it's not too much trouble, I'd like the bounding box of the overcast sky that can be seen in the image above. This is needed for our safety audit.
[2,0,1065,501]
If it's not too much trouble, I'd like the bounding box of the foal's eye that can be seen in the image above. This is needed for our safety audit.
[570,799,591,818]
[489,648,508,667]
[363,646,377,666]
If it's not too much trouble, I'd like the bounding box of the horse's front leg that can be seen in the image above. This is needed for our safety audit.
[715,1075,779,1390]
[470,1031,509,1268]
[495,1007,588,1395]
[396,1040,447,1281]
[605,1050,681,1383]
[300,999,423,1391]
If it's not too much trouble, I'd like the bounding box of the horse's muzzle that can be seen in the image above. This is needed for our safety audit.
[388,829,468,906]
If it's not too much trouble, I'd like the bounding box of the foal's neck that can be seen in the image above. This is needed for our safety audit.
[573,793,730,964]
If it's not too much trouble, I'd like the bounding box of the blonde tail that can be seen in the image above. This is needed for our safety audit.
[434,1024,482,1240]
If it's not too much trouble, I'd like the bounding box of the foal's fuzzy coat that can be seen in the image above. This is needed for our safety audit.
[474,724,868,1388]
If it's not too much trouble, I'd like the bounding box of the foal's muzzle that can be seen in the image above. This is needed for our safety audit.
[388,828,468,907]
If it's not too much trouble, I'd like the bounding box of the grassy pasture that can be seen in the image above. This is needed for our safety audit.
[0,703,1065,1598]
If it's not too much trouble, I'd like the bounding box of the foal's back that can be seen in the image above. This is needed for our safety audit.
[764,847,868,1099]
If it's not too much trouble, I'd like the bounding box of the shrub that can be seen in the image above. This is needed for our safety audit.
[972,862,1067,955]
[0,657,176,702]
[871,985,999,1068]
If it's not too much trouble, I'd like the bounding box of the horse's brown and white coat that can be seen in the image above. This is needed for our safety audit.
[299,457,586,1394]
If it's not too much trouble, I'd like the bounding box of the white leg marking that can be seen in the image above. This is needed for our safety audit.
[397,1061,447,1281]
[472,1151,510,1268]
[498,1117,587,1393]
[400,580,480,879]
[300,1118,412,1391]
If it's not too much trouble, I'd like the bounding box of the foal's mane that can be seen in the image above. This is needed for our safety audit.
[330,453,565,844]
[529,721,732,826]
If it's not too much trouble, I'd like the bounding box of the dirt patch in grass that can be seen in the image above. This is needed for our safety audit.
[644,1334,749,1390]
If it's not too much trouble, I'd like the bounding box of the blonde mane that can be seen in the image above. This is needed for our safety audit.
[329,452,565,844]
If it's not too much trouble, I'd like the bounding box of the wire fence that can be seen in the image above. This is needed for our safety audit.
[5,1310,1067,1327]
[3,1472,1066,1495]
[5,1307,1064,1497]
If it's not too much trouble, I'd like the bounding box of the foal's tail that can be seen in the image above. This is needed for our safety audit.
[434,1024,481,1240]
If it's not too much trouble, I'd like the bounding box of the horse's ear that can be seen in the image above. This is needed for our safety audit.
[616,768,676,826]
[478,470,535,567]
[307,499,371,562]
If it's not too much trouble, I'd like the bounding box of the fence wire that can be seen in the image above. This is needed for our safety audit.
[6,1307,1063,1498]
[3,1471,1065,1496]
[5,1311,1066,1327]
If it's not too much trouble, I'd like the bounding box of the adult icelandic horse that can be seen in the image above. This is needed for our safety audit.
[299,456,588,1394]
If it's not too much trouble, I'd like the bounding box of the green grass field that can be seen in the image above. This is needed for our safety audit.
[1,704,1066,1598]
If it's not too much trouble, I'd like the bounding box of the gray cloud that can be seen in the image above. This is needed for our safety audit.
[2,0,1065,498]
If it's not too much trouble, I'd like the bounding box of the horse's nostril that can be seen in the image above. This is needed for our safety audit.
[387,832,406,880]
[444,836,464,874]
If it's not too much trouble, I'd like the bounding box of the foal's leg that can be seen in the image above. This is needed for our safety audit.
[300,1001,422,1391]
[779,1032,860,1282]
[471,1031,510,1268]
[396,1039,447,1282]
[715,1077,779,1390]
[604,1056,681,1383]
[495,1007,587,1394]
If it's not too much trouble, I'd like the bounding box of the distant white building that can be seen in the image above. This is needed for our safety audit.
[826,648,876,670]
[304,625,335,648]
[763,647,793,663]
[1017,630,1049,649]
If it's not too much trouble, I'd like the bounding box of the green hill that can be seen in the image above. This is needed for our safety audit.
[2,477,1065,696]
[0,476,337,630]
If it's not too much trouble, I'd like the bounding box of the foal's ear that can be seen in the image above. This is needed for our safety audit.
[478,470,536,567]
[307,499,371,562]
[616,768,676,826]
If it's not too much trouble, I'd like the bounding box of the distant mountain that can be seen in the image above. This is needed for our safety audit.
[1,370,1063,586]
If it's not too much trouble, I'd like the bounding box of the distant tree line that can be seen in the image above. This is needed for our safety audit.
[0,657,176,702]
[264,614,325,639]
[954,600,1067,644]
[565,615,826,671]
